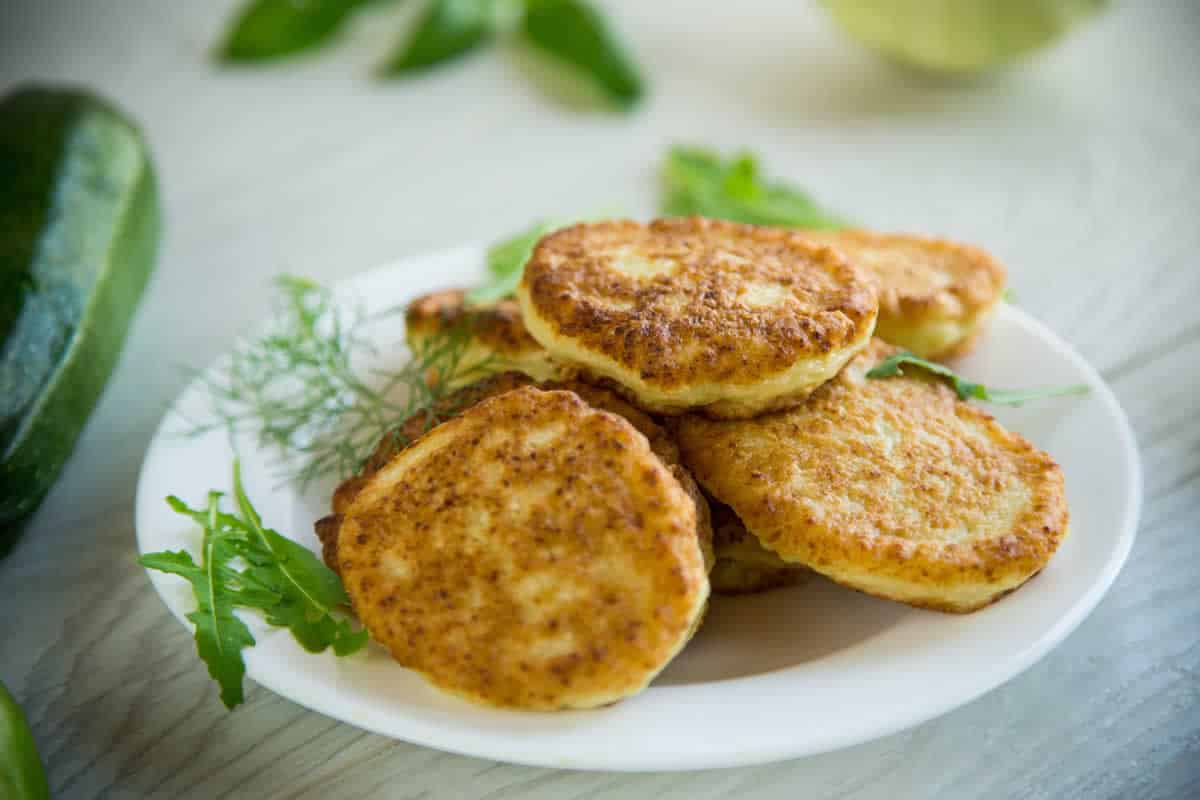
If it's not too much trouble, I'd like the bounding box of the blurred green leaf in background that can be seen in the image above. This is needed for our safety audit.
[218,0,383,62]
[216,0,645,111]
[662,146,849,230]
[380,0,497,75]
[519,0,644,110]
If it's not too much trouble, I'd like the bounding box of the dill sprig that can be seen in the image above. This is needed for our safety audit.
[187,275,495,489]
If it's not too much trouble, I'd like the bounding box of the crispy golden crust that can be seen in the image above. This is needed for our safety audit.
[406,289,564,385]
[517,217,878,418]
[321,372,713,574]
[709,501,810,595]
[327,373,539,520]
[337,387,709,709]
[799,230,1006,359]
[559,382,715,573]
[676,339,1068,613]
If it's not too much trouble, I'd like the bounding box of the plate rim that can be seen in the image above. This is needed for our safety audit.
[135,246,1143,771]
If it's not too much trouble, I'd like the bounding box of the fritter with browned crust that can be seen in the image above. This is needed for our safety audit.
[677,339,1068,613]
[517,217,878,418]
[406,289,563,386]
[800,230,1006,359]
[708,501,809,595]
[319,372,713,572]
[336,387,709,709]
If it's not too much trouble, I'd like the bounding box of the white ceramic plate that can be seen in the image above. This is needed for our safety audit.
[136,245,1141,772]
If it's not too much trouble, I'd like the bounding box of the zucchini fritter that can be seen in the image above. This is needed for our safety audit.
[677,340,1068,613]
[336,387,709,709]
[517,217,878,418]
[406,289,563,387]
[320,372,714,572]
[708,501,809,595]
[800,230,1006,359]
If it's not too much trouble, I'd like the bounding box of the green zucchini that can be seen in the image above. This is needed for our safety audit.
[0,87,160,556]
[0,680,49,800]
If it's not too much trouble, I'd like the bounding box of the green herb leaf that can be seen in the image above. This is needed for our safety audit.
[661,146,849,229]
[138,493,258,709]
[380,0,496,76]
[465,219,567,304]
[866,351,1090,407]
[1002,287,1017,303]
[520,0,644,109]
[187,276,494,488]
[218,0,373,63]
[140,462,367,709]
[230,463,366,654]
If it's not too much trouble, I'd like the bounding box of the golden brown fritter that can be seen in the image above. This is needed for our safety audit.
[676,339,1068,613]
[336,387,709,709]
[406,289,563,386]
[320,372,713,575]
[799,230,1006,359]
[517,217,878,418]
[708,501,810,595]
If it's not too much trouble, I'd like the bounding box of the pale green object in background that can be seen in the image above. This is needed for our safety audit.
[819,0,1109,73]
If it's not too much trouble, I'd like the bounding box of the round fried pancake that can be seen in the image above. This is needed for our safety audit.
[709,501,810,595]
[800,230,1006,359]
[517,217,878,418]
[336,387,710,709]
[676,339,1068,613]
[406,289,563,387]
[321,372,714,572]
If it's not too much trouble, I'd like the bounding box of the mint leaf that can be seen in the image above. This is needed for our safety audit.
[520,0,644,109]
[466,219,570,304]
[866,351,1090,407]
[661,146,848,230]
[218,0,374,63]
[140,462,367,709]
[380,0,495,76]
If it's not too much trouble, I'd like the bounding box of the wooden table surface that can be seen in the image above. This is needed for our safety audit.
[2,1,1198,797]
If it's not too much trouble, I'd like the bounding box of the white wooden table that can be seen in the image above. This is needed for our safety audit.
[2,1,1198,797]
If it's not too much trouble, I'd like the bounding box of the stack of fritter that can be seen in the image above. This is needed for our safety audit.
[317,217,1066,710]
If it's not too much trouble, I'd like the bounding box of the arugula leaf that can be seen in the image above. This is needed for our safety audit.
[465,219,567,304]
[230,462,367,654]
[866,352,1090,407]
[520,0,644,109]
[140,463,367,709]
[661,146,849,230]
[139,494,258,709]
[218,0,374,63]
[380,0,496,75]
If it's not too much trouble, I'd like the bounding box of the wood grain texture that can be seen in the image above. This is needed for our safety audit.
[1,1,1198,797]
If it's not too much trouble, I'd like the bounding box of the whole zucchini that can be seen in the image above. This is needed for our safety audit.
[0,86,159,556]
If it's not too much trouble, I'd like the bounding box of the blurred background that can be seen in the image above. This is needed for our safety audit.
[4,0,1197,516]
[2,1,1198,798]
